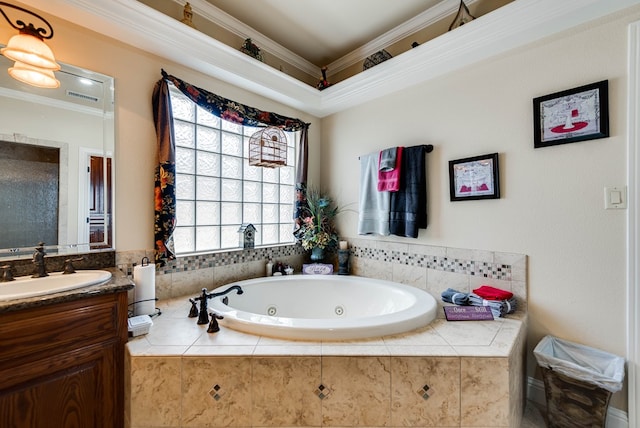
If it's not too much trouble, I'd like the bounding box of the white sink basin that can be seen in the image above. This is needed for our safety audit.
[0,270,112,301]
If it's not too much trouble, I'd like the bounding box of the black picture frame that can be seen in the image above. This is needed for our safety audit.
[533,80,609,148]
[449,153,500,201]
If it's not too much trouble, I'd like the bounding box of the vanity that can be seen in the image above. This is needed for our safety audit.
[0,267,133,427]
[0,42,127,426]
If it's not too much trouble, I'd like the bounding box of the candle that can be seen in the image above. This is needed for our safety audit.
[339,240,348,250]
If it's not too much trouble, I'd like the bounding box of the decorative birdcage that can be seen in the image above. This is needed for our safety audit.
[248,126,287,168]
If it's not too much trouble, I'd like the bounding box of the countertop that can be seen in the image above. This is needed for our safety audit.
[0,267,134,314]
[127,294,527,358]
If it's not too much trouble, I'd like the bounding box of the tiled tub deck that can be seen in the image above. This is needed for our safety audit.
[125,296,527,428]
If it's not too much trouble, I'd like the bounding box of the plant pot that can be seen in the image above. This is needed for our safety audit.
[310,247,324,262]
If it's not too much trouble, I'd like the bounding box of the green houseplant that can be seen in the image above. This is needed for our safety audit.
[296,187,340,261]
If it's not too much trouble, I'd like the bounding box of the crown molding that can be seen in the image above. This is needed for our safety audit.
[16,0,640,118]
[326,0,481,76]
[175,0,320,79]
[172,0,481,79]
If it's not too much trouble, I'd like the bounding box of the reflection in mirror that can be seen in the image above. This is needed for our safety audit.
[0,51,114,261]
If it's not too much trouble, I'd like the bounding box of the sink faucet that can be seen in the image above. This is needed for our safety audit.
[188,285,243,326]
[32,242,48,278]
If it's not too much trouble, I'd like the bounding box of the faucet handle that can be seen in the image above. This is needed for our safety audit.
[207,313,224,333]
[63,256,85,274]
[188,298,199,318]
[0,264,14,282]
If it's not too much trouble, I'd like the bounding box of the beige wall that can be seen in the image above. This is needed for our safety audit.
[322,8,639,410]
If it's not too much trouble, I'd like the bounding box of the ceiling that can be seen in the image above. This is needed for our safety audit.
[204,0,444,67]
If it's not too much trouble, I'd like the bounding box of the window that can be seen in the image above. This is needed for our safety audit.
[169,85,297,254]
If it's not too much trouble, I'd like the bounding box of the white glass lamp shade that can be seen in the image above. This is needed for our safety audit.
[1,33,60,70]
[8,61,60,88]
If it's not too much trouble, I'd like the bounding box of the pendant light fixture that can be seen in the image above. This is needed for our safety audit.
[0,2,60,88]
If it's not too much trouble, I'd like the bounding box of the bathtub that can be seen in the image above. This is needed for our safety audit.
[208,275,437,340]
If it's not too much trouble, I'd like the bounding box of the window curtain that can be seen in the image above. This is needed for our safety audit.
[153,70,311,263]
[152,78,177,265]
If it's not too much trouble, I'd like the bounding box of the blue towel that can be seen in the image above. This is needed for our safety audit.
[379,147,397,172]
[441,288,469,305]
[389,145,427,238]
[468,293,517,318]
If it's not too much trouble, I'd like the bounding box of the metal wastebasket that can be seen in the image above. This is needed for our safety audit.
[533,335,625,428]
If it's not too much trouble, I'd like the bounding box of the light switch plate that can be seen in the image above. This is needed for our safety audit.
[604,186,627,209]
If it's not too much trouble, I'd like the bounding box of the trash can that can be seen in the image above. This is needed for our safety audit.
[533,335,625,428]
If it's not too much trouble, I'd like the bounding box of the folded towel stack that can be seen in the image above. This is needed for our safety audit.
[441,288,470,305]
[468,293,517,318]
[442,285,517,318]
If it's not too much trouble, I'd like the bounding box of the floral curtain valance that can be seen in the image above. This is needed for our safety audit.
[161,69,309,132]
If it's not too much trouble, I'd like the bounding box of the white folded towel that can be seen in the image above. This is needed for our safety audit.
[358,152,390,235]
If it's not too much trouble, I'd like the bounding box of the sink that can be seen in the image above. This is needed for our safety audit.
[0,270,112,301]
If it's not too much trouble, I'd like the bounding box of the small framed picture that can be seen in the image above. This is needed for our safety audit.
[449,153,500,201]
[533,80,609,148]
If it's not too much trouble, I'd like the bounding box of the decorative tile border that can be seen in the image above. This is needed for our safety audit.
[117,244,304,277]
[350,245,513,281]
[116,242,518,282]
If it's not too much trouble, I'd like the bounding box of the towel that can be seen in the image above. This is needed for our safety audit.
[378,146,403,192]
[468,293,517,318]
[441,288,470,305]
[472,285,513,301]
[379,147,397,172]
[389,145,428,238]
[358,152,390,235]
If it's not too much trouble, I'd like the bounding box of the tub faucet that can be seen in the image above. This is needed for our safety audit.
[32,242,48,278]
[188,285,243,325]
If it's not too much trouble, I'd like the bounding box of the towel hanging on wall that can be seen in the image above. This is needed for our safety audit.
[389,145,428,238]
[378,146,403,192]
[358,152,390,235]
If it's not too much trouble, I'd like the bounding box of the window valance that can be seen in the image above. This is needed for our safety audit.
[161,69,309,132]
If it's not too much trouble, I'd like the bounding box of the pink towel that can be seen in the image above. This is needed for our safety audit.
[473,285,513,301]
[377,146,403,192]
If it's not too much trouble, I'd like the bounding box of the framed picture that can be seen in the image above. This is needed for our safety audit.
[533,80,609,148]
[449,153,500,201]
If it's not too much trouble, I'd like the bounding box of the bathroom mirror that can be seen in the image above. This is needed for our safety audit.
[0,52,115,261]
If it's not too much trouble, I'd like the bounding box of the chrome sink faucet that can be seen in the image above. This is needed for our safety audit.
[32,242,48,278]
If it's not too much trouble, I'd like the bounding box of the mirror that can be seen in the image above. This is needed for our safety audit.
[0,52,115,261]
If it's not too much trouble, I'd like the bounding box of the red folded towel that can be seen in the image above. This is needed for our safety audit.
[472,285,513,301]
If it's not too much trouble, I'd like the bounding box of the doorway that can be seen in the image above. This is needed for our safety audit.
[78,149,112,248]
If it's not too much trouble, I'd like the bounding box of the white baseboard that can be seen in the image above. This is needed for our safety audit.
[527,376,628,428]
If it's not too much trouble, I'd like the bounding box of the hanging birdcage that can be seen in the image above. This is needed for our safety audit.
[248,126,287,168]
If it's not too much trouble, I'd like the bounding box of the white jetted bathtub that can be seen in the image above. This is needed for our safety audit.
[208,275,437,340]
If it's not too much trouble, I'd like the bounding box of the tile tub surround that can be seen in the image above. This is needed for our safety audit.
[125,296,527,428]
[116,242,526,313]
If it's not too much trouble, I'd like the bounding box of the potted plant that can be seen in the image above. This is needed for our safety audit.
[296,187,340,262]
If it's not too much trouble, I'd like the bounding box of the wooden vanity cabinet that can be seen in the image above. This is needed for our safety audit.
[0,290,129,427]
